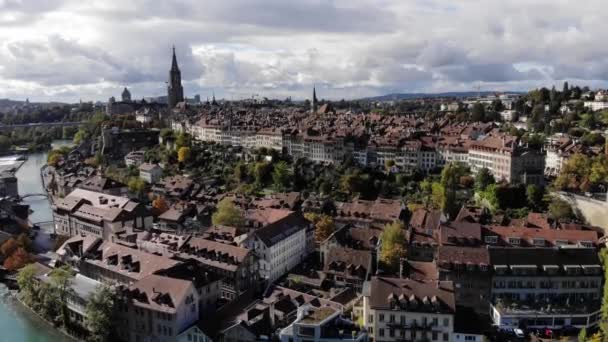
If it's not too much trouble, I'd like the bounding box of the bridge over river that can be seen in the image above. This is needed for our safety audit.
[0,121,83,132]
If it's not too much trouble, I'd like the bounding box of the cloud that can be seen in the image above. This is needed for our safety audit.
[1,0,608,102]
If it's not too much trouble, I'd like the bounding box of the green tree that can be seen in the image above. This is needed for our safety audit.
[234,162,249,183]
[211,198,245,227]
[340,172,362,194]
[471,103,486,122]
[578,327,587,342]
[475,168,495,191]
[175,132,191,149]
[380,222,406,271]
[17,264,38,307]
[253,162,272,187]
[526,185,544,210]
[0,135,11,152]
[73,129,89,144]
[272,161,291,192]
[548,197,574,221]
[86,285,117,342]
[49,265,75,327]
[127,177,146,197]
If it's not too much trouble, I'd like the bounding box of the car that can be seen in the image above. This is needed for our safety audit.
[514,328,525,338]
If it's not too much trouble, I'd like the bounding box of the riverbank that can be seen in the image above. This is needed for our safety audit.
[0,284,73,342]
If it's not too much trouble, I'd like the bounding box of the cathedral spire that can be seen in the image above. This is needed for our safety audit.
[311,84,318,113]
[167,45,184,108]
[171,45,179,71]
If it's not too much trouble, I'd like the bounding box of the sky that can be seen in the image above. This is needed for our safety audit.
[1,0,608,103]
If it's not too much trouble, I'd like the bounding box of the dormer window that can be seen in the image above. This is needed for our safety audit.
[554,239,568,246]
[579,241,593,248]
[484,236,498,244]
[508,237,521,246]
[532,238,545,247]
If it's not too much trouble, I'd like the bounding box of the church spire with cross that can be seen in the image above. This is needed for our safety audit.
[167,45,184,109]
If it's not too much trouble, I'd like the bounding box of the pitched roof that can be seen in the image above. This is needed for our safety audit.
[368,277,455,313]
[254,212,309,247]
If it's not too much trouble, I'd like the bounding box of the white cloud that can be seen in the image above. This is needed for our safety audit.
[1,0,608,102]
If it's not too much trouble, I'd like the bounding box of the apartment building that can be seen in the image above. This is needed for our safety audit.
[363,277,456,342]
[52,188,153,240]
[177,237,258,300]
[280,305,368,342]
[489,247,602,330]
[117,274,201,342]
[57,235,179,285]
[249,212,313,283]
[468,133,544,185]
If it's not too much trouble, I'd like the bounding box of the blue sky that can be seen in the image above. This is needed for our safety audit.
[1,0,608,102]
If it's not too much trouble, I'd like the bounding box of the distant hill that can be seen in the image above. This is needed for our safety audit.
[0,98,69,113]
[360,91,524,102]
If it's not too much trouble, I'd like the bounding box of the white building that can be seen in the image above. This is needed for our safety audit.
[363,277,456,342]
[583,101,608,111]
[249,212,313,283]
[52,188,153,240]
[139,163,163,184]
[280,305,368,342]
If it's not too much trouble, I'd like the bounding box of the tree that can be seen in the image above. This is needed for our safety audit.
[73,129,88,145]
[380,222,406,271]
[177,146,191,163]
[175,132,191,149]
[127,177,146,197]
[17,264,38,307]
[305,213,335,242]
[211,198,245,227]
[272,161,291,192]
[340,172,363,194]
[3,247,32,270]
[86,285,117,342]
[385,159,396,172]
[253,162,272,187]
[548,197,574,221]
[234,162,249,183]
[475,168,495,191]
[16,233,32,251]
[578,327,587,342]
[430,182,445,210]
[0,135,11,152]
[526,185,544,210]
[49,265,75,327]
[152,196,169,214]
[0,238,18,257]
[471,103,486,122]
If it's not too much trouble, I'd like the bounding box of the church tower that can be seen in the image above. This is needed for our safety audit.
[167,46,184,109]
[311,84,318,113]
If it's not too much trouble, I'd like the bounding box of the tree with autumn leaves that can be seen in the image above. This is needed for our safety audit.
[304,213,336,242]
[1,233,33,271]
[380,222,407,272]
[554,153,608,193]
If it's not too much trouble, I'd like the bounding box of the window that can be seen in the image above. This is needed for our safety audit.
[484,236,498,244]
[508,237,521,245]
[443,333,449,341]
[443,318,449,327]
[379,329,385,337]
[389,314,395,323]
[432,331,438,341]
[368,314,373,323]
[379,314,384,322]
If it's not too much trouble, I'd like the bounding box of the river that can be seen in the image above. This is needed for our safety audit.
[0,140,74,342]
